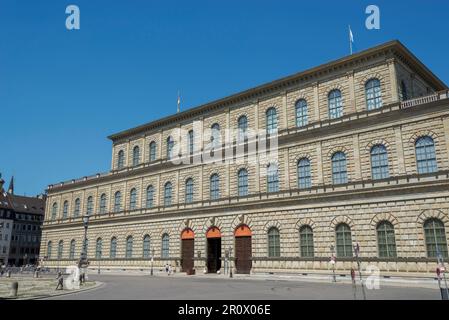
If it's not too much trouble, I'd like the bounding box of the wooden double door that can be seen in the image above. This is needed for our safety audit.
[235,236,252,274]
[181,239,194,273]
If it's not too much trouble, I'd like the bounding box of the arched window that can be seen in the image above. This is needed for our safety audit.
[415,136,438,174]
[126,236,133,258]
[266,107,278,135]
[365,78,383,110]
[336,224,352,257]
[96,238,103,259]
[400,80,408,101]
[267,163,279,193]
[117,150,125,169]
[69,240,76,259]
[86,196,93,216]
[114,191,122,212]
[99,194,107,214]
[62,201,69,220]
[110,237,117,259]
[164,182,172,206]
[146,185,154,208]
[238,115,248,142]
[295,99,308,127]
[51,203,58,221]
[210,174,220,200]
[161,233,170,258]
[299,226,314,258]
[129,188,137,210]
[149,141,157,162]
[185,178,194,204]
[268,227,280,257]
[143,235,151,258]
[424,218,448,258]
[186,130,194,155]
[211,123,221,149]
[74,198,80,217]
[132,146,140,166]
[47,241,52,259]
[371,145,389,180]
[332,152,348,185]
[167,136,174,160]
[377,221,397,258]
[238,169,248,197]
[297,158,311,189]
[57,240,63,259]
[328,89,343,119]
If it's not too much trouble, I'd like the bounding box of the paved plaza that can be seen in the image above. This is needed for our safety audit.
[43,273,442,300]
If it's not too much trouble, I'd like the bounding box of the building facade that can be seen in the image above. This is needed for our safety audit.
[0,176,46,266]
[41,41,449,275]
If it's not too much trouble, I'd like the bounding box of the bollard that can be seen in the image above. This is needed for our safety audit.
[10,282,18,297]
[34,270,39,278]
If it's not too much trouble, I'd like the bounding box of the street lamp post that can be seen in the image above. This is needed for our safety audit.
[150,248,155,276]
[354,243,366,300]
[436,248,449,300]
[98,250,102,274]
[229,247,233,278]
[79,215,90,281]
[330,245,336,283]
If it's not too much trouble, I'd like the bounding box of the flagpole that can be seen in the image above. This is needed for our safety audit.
[349,25,353,55]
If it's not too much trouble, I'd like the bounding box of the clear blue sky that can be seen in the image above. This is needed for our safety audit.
[1,0,448,196]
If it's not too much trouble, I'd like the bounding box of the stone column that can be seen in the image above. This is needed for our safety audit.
[284,148,290,190]
[158,130,163,159]
[442,117,449,169]
[316,141,324,185]
[394,126,407,175]
[156,175,161,207]
[142,135,147,163]
[387,58,399,103]
[352,134,362,181]
[282,91,288,130]
[313,82,320,123]
[347,71,356,113]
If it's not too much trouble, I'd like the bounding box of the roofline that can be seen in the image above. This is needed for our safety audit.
[107,40,447,142]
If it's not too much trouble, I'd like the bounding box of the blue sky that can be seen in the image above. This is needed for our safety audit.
[0,0,448,196]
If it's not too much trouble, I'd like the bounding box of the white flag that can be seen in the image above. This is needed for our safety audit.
[349,26,354,43]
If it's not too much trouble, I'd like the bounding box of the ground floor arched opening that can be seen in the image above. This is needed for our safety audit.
[206,226,221,273]
[234,224,252,274]
[181,228,195,273]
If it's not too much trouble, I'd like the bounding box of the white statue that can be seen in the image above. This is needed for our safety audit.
[64,266,80,290]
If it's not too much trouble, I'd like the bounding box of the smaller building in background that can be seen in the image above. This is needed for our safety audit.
[0,175,46,266]
[0,189,14,264]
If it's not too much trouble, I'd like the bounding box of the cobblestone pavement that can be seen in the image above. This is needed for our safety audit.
[0,275,96,299]
[44,274,442,300]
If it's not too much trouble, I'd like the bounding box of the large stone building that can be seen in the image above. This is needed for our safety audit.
[41,41,449,275]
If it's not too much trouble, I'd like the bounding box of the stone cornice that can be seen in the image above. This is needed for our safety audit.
[107,40,446,144]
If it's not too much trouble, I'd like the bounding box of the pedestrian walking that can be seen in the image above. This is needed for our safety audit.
[55,272,64,290]
[165,263,169,274]
[168,264,172,275]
